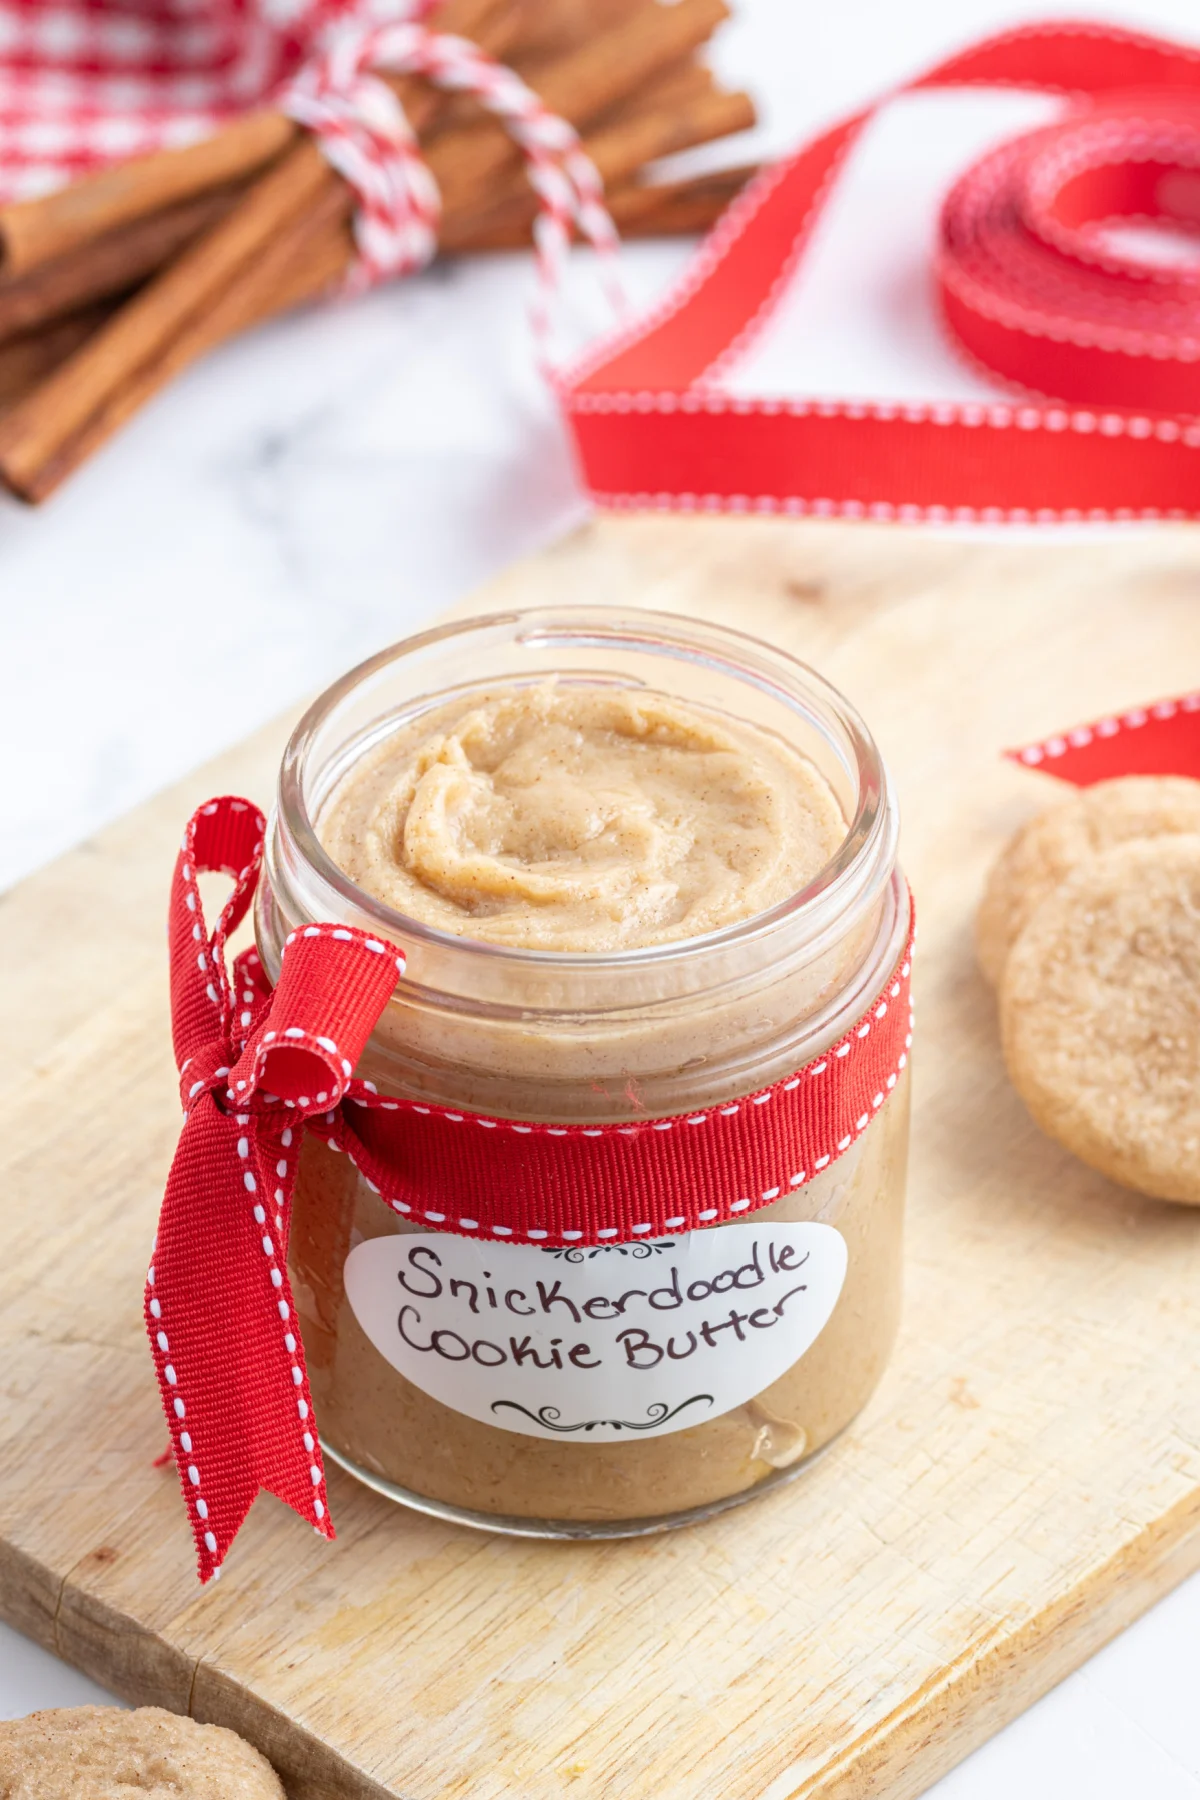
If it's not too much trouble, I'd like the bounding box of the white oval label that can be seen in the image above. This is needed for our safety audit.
[343,1224,847,1442]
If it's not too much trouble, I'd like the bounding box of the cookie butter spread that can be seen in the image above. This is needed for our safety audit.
[319,683,846,950]
[271,637,910,1534]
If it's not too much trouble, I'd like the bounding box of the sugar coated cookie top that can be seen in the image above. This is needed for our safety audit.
[0,1706,284,1800]
[1000,834,1200,1205]
[977,775,1200,986]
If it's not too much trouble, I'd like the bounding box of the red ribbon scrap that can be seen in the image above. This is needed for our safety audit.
[561,20,1200,522]
[150,796,914,1581]
[1009,688,1200,784]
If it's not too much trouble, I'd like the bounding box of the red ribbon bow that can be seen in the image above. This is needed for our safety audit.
[562,19,1200,522]
[151,797,913,1582]
[149,797,402,1582]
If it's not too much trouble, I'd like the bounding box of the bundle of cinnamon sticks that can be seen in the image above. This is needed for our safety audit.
[0,0,755,502]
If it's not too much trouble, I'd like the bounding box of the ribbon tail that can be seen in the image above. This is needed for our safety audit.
[147,1095,332,1583]
[1007,697,1200,787]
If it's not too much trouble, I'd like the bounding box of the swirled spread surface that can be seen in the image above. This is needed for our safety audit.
[320,683,845,951]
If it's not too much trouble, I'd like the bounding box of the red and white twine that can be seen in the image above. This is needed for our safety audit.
[279,1,620,346]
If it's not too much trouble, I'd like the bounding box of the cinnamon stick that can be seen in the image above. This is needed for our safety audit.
[606,162,757,231]
[416,0,654,130]
[382,0,531,135]
[392,0,600,138]
[588,77,753,177]
[0,306,116,413]
[0,112,295,277]
[439,77,753,249]
[457,162,757,248]
[0,185,245,344]
[0,138,339,498]
[438,0,522,36]
[508,0,648,64]
[426,0,730,216]
[0,183,353,501]
[512,0,728,120]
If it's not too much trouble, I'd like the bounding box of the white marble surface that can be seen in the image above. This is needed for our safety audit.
[5,0,1200,1791]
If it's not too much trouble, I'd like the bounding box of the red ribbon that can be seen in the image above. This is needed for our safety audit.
[151,796,914,1581]
[561,20,1200,522]
[150,797,404,1583]
[1009,687,1200,784]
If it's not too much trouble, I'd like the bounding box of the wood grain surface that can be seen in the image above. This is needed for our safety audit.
[4,515,1200,1799]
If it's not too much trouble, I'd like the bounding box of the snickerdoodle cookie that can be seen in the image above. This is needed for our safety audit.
[1000,835,1200,1204]
[0,1705,283,1799]
[976,775,1200,986]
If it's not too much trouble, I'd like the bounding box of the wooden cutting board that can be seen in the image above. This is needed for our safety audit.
[5,514,1200,1800]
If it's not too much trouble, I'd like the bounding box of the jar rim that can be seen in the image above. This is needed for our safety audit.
[273,605,896,975]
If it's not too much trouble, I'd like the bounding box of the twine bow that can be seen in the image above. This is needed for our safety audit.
[281,0,620,348]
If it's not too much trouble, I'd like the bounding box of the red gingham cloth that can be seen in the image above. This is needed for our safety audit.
[0,0,356,203]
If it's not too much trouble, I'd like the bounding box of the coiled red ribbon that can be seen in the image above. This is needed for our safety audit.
[151,796,913,1581]
[562,20,1200,522]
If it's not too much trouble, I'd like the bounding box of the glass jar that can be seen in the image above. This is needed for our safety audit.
[257,607,910,1537]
